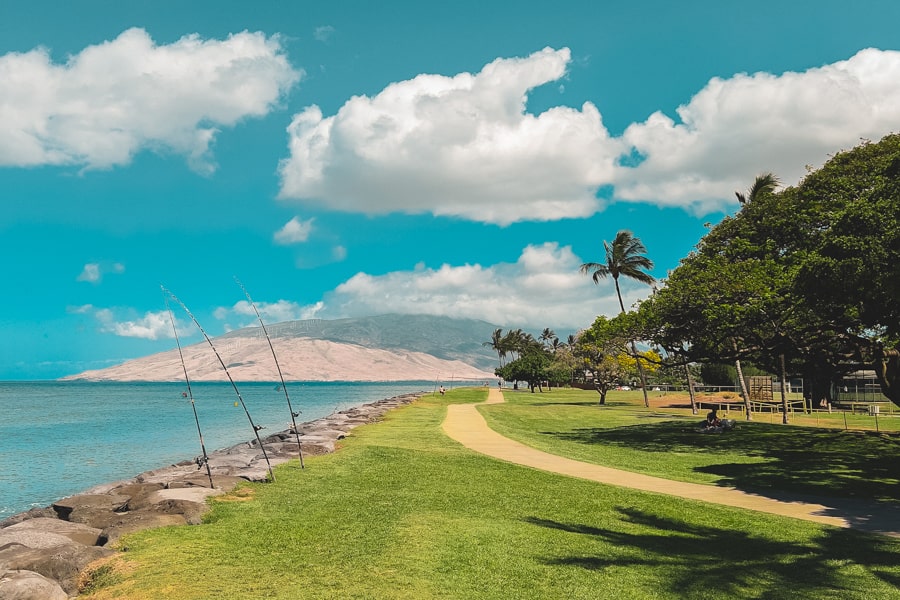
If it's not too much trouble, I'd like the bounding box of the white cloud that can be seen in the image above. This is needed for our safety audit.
[67,304,94,314]
[279,47,900,221]
[0,27,301,172]
[76,261,125,283]
[278,47,621,225]
[215,299,324,328]
[615,48,900,212]
[313,26,335,43]
[77,263,101,283]
[274,216,315,244]
[95,308,180,340]
[315,243,645,329]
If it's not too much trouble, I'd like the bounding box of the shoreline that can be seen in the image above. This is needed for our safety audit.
[0,380,440,521]
[0,390,426,598]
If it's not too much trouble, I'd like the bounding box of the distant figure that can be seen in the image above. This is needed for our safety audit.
[701,408,735,432]
[439,385,445,396]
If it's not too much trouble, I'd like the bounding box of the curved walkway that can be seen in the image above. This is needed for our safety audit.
[442,388,899,538]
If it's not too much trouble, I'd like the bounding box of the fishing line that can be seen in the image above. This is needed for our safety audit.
[235,277,305,468]
[162,286,276,483]
[163,292,215,489]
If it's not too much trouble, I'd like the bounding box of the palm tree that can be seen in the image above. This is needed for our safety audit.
[735,172,779,205]
[483,328,506,367]
[540,328,556,348]
[549,337,563,353]
[580,230,656,407]
[732,173,781,420]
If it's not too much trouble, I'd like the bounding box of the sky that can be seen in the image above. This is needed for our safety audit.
[2,1,900,380]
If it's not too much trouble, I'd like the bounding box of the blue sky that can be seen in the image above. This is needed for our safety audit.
[2,1,900,380]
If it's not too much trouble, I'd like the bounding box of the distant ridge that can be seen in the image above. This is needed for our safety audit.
[219,314,501,369]
[62,314,504,382]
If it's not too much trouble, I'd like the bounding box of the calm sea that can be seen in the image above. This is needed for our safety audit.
[0,380,433,519]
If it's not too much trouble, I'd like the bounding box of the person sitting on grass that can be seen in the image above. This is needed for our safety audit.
[701,408,736,432]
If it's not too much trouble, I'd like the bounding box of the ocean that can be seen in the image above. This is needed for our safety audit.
[0,380,433,519]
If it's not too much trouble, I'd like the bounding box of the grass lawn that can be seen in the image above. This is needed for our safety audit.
[485,388,900,505]
[79,388,900,599]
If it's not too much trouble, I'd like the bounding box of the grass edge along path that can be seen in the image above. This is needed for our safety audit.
[442,388,900,538]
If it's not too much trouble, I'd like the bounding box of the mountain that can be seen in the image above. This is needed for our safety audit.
[62,314,504,382]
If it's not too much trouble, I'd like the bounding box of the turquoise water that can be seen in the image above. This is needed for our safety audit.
[0,381,431,519]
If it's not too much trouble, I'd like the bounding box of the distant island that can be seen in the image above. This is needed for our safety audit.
[61,314,502,382]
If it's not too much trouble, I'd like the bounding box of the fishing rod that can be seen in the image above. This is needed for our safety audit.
[235,277,305,469]
[162,286,276,483]
[163,292,215,489]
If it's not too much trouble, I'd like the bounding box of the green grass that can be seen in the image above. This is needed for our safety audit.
[486,388,900,504]
[80,388,900,599]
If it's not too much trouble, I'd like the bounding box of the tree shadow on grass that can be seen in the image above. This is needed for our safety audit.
[549,421,900,505]
[525,508,900,598]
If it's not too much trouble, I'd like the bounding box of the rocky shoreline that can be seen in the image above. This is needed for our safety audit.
[0,391,425,599]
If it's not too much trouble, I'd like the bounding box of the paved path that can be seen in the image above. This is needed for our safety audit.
[442,388,899,537]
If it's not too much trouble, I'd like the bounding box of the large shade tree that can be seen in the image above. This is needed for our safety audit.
[638,134,900,410]
[580,230,656,407]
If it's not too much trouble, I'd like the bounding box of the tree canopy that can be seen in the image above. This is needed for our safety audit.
[636,133,900,407]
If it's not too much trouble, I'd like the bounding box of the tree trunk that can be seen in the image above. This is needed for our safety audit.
[779,353,789,424]
[593,380,607,405]
[734,341,753,420]
[632,341,651,408]
[873,346,900,409]
[685,361,698,415]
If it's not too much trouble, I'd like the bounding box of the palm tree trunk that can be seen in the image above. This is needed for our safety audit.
[614,278,650,408]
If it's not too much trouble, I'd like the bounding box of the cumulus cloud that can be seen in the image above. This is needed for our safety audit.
[77,264,101,283]
[76,261,124,283]
[615,48,900,212]
[94,308,182,340]
[278,47,621,225]
[0,28,301,173]
[279,47,900,220]
[214,299,324,329]
[315,243,644,329]
[274,216,315,244]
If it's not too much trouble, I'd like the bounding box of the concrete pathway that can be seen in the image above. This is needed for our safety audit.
[442,388,899,537]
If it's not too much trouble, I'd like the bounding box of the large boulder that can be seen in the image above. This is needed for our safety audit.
[0,507,58,529]
[51,494,130,526]
[0,569,68,600]
[101,513,187,546]
[0,539,113,595]
[3,518,103,546]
